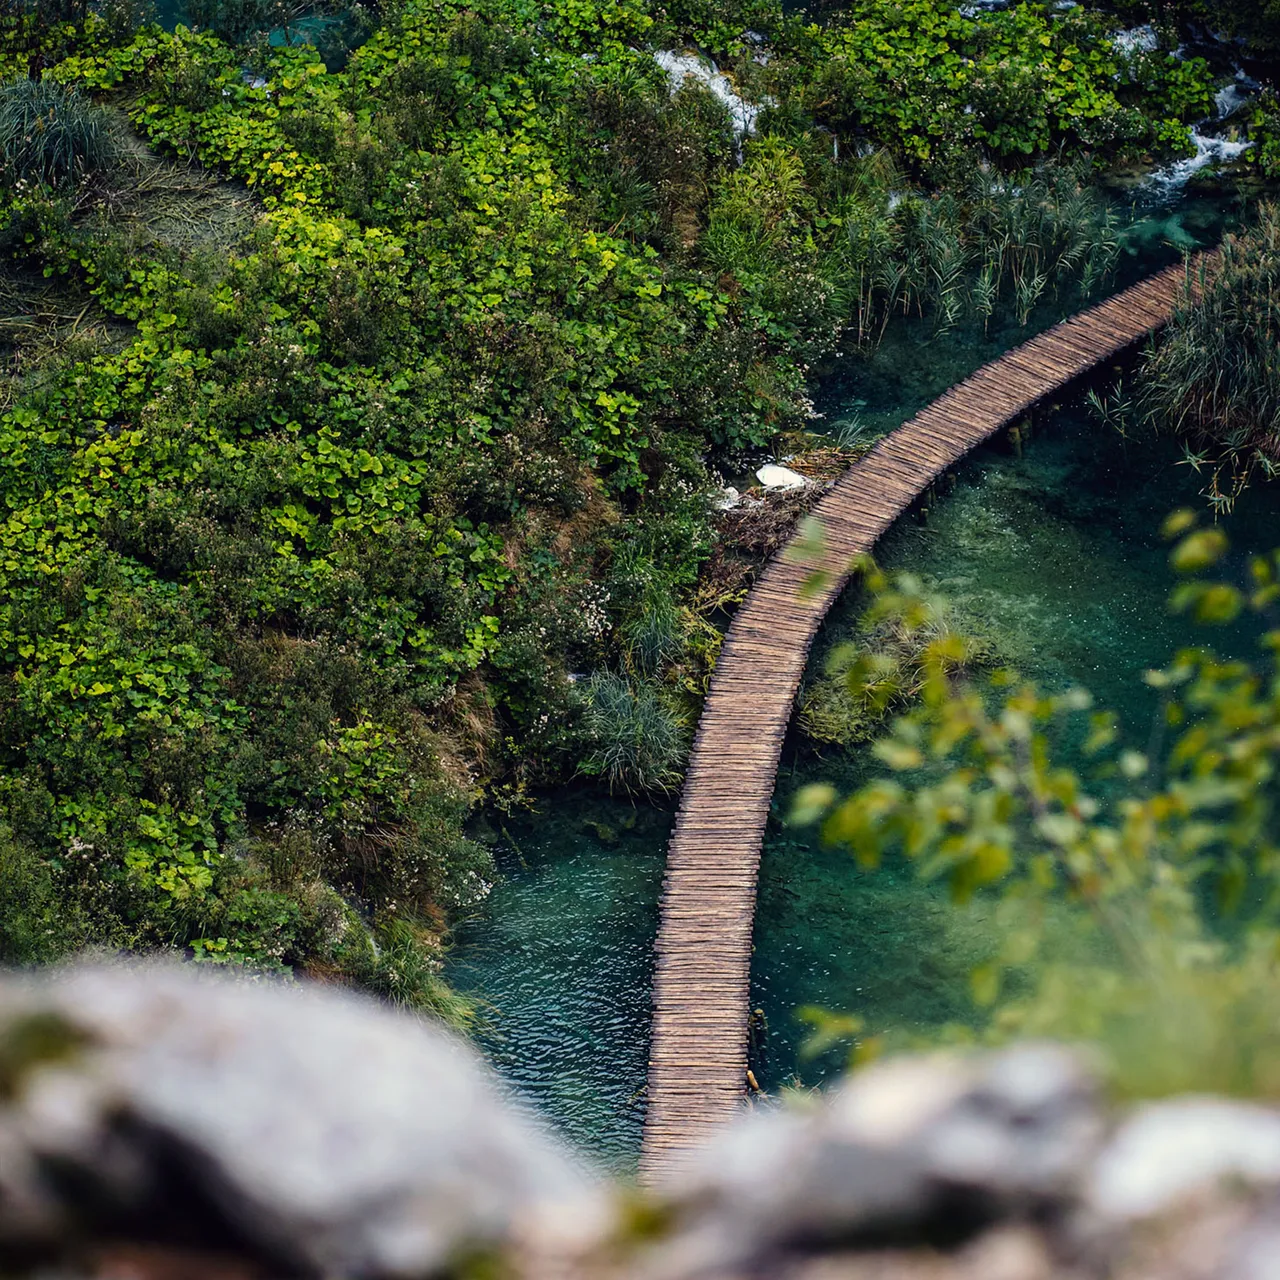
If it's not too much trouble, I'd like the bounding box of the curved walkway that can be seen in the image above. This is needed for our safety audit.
[640,258,1206,1183]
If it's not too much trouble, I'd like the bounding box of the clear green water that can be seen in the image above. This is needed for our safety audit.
[444,796,668,1169]
[444,194,1269,1166]
[751,409,1277,1090]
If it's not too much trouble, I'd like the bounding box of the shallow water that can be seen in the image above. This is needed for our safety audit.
[444,796,668,1170]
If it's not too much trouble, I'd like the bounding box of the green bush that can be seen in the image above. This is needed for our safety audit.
[801,0,1212,172]
[1136,206,1280,510]
[578,671,688,794]
[0,78,119,188]
[794,522,1280,1098]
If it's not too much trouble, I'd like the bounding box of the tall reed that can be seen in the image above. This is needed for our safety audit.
[822,156,1119,348]
[0,78,119,189]
[1137,205,1280,510]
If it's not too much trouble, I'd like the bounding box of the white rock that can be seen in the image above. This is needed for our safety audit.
[659,1045,1100,1274]
[1088,1097,1280,1221]
[0,963,599,1275]
[755,464,806,490]
[712,486,741,511]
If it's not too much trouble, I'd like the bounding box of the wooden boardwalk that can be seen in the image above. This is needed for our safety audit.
[640,258,1205,1183]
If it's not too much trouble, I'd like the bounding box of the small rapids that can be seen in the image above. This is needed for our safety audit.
[1143,131,1253,202]
[653,50,762,142]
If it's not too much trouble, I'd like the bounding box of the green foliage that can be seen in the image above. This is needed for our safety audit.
[793,517,1280,1099]
[799,0,1213,173]
[0,78,119,188]
[578,670,688,794]
[1136,207,1280,511]
[0,0,1254,1007]
[1180,0,1280,60]
[1249,91,1280,180]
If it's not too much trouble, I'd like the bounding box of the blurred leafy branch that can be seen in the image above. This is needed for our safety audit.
[794,509,1280,1099]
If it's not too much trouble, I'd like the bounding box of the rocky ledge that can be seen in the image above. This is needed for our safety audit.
[0,963,1276,1280]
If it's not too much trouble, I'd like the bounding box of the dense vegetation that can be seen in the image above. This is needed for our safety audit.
[1136,207,1280,509]
[0,0,1253,1003]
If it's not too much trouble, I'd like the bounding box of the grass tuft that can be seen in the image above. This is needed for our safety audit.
[0,79,120,190]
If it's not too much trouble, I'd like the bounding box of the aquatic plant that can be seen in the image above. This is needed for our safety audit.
[798,577,994,747]
[816,158,1121,348]
[357,915,477,1027]
[579,672,688,795]
[830,412,872,451]
[0,79,118,188]
[1137,205,1280,510]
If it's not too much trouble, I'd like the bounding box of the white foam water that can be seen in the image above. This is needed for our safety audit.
[1112,24,1159,55]
[1143,129,1252,201]
[653,50,761,141]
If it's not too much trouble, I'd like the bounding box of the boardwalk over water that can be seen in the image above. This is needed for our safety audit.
[640,258,1205,1183]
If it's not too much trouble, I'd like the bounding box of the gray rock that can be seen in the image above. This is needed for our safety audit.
[0,963,600,1278]
[1087,1098,1280,1223]
[651,1045,1102,1276]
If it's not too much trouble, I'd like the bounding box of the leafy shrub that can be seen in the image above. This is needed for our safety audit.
[799,580,994,747]
[794,520,1280,1097]
[803,0,1212,171]
[1136,206,1280,509]
[0,78,119,188]
[1248,91,1280,179]
[578,671,687,794]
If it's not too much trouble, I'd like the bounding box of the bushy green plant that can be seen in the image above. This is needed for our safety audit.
[799,582,994,747]
[578,671,687,794]
[0,78,118,188]
[1249,92,1280,180]
[801,0,1212,172]
[794,517,1280,1098]
[1136,206,1280,510]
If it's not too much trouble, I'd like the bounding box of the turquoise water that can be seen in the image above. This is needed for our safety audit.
[444,796,668,1168]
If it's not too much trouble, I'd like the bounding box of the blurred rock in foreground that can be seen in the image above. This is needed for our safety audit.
[0,964,1278,1280]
